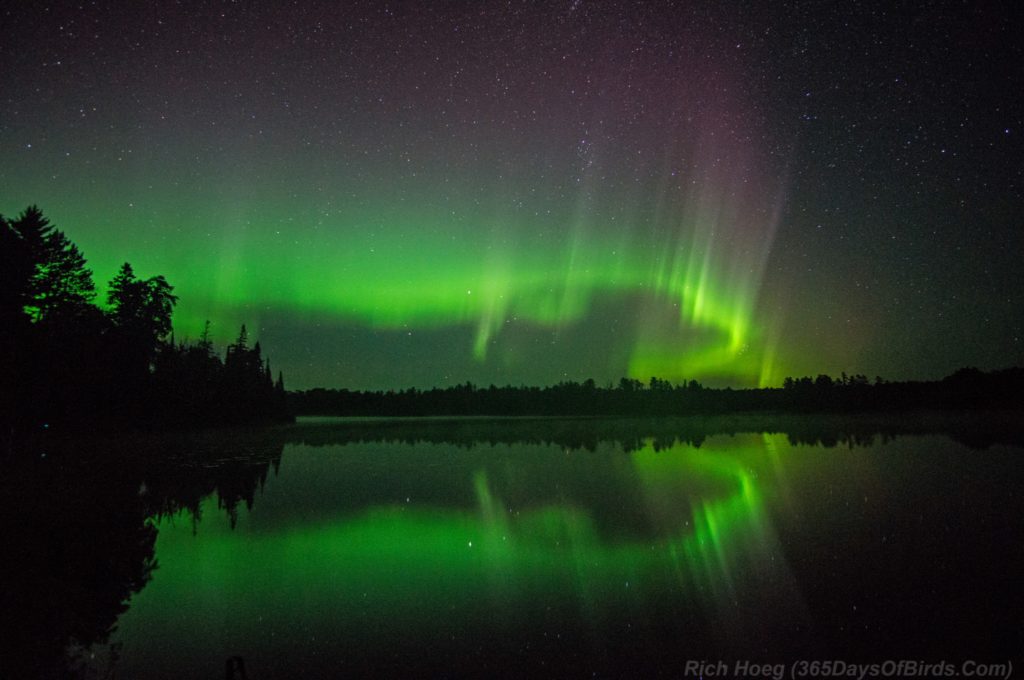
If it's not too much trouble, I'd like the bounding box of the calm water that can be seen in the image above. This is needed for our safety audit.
[4,416,1023,678]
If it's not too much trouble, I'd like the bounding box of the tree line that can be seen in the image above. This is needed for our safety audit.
[289,367,1024,417]
[0,205,291,433]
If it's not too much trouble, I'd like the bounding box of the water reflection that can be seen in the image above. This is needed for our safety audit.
[0,434,282,679]
[0,457,158,680]
[3,417,1023,677]
[112,435,805,677]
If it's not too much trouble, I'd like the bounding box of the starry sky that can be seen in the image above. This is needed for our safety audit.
[2,1,1021,390]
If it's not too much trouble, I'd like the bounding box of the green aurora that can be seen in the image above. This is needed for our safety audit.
[3,128,790,387]
[0,0,796,389]
[4,1,1020,389]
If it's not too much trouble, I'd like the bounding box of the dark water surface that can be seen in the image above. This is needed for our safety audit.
[4,415,1023,678]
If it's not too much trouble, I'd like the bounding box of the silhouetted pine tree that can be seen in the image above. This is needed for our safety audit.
[1,205,292,433]
[0,212,35,329]
[5,206,97,323]
[215,326,290,423]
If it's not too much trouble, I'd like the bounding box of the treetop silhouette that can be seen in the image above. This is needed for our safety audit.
[1,205,291,433]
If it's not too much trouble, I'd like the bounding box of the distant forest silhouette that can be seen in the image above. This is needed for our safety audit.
[0,206,291,433]
[291,367,1024,417]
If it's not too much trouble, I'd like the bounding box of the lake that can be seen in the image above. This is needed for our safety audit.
[4,414,1023,678]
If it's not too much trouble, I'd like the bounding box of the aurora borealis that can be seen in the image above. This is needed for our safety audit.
[2,2,1021,388]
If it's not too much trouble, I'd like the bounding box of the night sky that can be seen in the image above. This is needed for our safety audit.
[2,1,1021,389]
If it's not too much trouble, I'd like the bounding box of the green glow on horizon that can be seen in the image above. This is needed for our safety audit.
[5,123,789,387]
[107,203,784,385]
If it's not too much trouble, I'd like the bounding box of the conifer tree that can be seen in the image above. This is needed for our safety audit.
[7,206,96,322]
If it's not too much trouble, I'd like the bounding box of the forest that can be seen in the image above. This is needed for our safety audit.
[289,367,1024,417]
[0,206,291,434]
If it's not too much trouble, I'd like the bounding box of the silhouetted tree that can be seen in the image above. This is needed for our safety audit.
[34,230,96,321]
[1,205,291,432]
[101,262,180,422]
[213,325,290,423]
[107,262,177,347]
[6,206,96,322]
[0,213,35,328]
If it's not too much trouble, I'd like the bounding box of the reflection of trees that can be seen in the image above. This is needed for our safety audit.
[284,412,1024,451]
[143,454,280,530]
[0,435,283,677]
[0,458,156,679]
